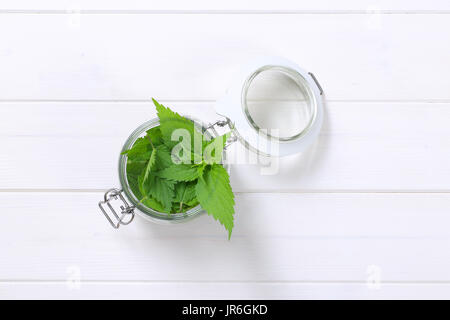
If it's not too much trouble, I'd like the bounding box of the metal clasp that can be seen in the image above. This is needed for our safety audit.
[308,72,323,95]
[207,118,238,149]
[98,188,135,229]
[207,119,229,129]
[308,72,324,95]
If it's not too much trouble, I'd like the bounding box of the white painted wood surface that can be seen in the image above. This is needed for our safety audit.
[2,192,450,281]
[2,101,450,191]
[0,14,448,101]
[4,283,450,300]
[1,2,449,299]
[1,1,449,12]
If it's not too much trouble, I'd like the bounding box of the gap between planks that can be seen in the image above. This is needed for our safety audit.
[4,280,450,284]
[0,10,450,15]
[0,99,450,103]
[2,189,450,194]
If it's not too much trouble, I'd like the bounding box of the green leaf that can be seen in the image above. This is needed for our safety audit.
[122,136,152,160]
[142,196,169,213]
[202,133,230,164]
[153,98,203,162]
[172,181,197,212]
[174,182,197,203]
[196,164,235,239]
[127,173,142,200]
[146,126,163,146]
[156,164,199,182]
[154,144,174,170]
[197,162,207,178]
[136,147,157,205]
[172,201,198,213]
[203,132,230,150]
[126,158,149,201]
[126,159,147,176]
[142,148,157,185]
[185,198,199,206]
[140,174,176,212]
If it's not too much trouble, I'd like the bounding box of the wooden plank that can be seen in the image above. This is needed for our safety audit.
[1,192,450,282]
[1,1,449,12]
[2,282,450,300]
[1,101,449,191]
[0,14,448,100]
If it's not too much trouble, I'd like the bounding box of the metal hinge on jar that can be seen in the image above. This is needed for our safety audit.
[206,117,238,149]
[98,188,135,229]
[308,72,323,95]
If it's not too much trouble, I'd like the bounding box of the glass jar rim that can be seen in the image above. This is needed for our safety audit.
[241,65,318,143]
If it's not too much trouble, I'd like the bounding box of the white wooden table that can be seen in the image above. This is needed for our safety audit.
[1,1,450,300]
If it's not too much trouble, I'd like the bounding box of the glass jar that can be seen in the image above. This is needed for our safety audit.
[99,117,229,228]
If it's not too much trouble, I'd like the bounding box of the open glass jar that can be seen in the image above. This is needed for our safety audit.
[99,56,323,228]
[99,117,228,228]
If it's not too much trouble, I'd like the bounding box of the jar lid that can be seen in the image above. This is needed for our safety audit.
[215,56,324,157]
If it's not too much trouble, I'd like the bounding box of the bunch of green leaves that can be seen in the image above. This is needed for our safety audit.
[122,99,235,238]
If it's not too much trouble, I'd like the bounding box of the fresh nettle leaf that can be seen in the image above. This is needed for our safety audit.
[203,133,230,164]
[122,136,152,160]
[126,159,147,176]
[146,126,163,146]
[125,137,154,199]
[154,144,175,170]
[153,98,203,162]
[142,196,169,213]
[127,174,142,200]
[173,181,197,212]
[140,174,176,212]
[142,147,157,185]
[195,164,235,239]
[123,98,236,238]
[174,182,197,203]
[197,162,207,178]
[185,198,199,207]
[156,164,199,182]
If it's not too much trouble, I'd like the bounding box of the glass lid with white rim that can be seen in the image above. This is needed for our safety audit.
[215,56,323,157]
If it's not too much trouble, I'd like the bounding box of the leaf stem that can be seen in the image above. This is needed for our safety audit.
[147,136,155,149]
[138,196,148,205]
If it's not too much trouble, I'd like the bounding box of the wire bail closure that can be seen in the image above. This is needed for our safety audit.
[206,118,238,150]
[98,188,135,229]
